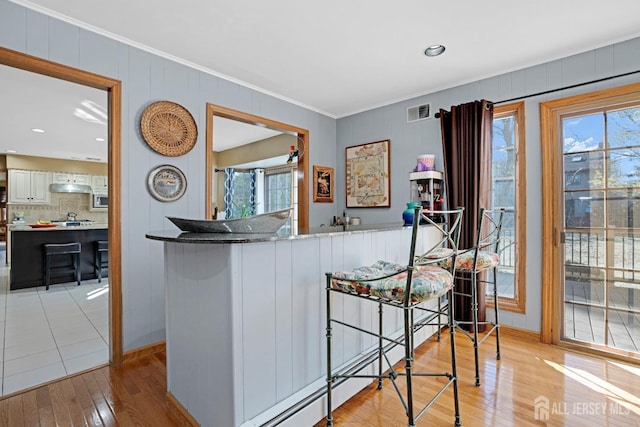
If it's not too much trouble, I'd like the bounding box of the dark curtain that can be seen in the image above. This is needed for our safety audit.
[439,99,493,331]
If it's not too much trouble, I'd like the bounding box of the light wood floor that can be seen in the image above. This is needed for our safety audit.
[0,329,639,426]
[0,352,177,426]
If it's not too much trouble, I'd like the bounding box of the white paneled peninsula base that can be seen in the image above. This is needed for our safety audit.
[146,224,442,427]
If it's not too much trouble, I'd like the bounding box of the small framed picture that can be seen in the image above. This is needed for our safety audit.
[313,165,334,203]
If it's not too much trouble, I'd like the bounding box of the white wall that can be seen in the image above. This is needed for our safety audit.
[0,0,337,351]
[164,226,441,426]
[336,36,640,332]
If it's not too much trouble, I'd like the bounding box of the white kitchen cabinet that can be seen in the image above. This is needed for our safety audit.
[52,172,91,185]
[91,175,108,192]
[9,169,51,204]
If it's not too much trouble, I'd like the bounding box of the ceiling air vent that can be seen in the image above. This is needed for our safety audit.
[407,103,431,123]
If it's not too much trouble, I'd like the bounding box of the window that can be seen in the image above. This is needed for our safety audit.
[225,164,297,235]
[265,165,297,234]
[488,101,526,313]
[265,169,292,211]
[230,170,255,216]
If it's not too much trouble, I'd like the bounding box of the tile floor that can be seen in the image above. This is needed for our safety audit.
[0,257,109,396]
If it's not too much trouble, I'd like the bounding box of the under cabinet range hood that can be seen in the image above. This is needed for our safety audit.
[49,183,93,194]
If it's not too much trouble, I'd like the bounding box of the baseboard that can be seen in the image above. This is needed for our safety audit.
[248,323,439,427]
[122,341,166,363]
[500,324,540,341]
[123,342,198,426]
[167,392,200,427]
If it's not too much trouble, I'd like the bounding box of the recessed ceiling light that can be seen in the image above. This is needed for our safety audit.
[95,137,105,142]
[31,128,45,133]
[424,45,446,57]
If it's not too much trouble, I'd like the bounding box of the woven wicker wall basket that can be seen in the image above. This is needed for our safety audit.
[140,101,198,157]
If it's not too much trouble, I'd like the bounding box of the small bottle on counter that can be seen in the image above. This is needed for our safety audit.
[342,210,350,231]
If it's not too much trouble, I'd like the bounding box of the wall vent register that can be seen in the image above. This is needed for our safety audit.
[407,103,431,123]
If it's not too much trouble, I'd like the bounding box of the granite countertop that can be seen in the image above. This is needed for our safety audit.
[9,223,109,231]
[146,222,406,244]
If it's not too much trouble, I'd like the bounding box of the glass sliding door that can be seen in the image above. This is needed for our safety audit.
[561,104,640,354]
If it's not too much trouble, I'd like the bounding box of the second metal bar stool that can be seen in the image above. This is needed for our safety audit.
[325,207,464,427]
[453,207,505,386]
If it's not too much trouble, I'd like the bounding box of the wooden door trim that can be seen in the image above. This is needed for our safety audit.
[489,101,527,314]
[539,101,560,344]
[0,46,123,365]
[205,103,309,230]
[539,81,640,345]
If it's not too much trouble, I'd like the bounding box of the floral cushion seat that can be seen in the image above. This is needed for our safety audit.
[330,260,453,304]
[425,248,499,272]
[453,249,499,272]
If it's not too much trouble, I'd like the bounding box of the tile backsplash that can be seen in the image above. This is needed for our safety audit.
[9,192,108,223]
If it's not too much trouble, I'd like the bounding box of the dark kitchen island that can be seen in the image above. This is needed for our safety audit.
[9,224,108,290]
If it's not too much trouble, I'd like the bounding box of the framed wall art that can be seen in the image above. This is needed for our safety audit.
[313,165,334,202]
[345,139,390,208]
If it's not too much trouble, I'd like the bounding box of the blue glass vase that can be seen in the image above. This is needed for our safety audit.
[403,202,421,225]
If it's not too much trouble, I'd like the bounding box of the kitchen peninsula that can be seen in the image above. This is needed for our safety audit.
[9,223,108,290]
[146,224,442,427]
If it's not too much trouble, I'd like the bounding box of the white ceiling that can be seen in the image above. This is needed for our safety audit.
[4,0,640,161]
[213,117,289,167]
[213,117,283,152]
[0,63,108,162]
[0,64,280,161]
[12,0,640,118]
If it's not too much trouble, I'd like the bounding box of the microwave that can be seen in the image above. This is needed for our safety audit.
[91,193,108,210]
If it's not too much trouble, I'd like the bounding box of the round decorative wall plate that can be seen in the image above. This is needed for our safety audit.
[147,165,187,202]
[140,101,198,157]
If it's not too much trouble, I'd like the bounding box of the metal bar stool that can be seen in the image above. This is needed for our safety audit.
[325,206,464,427]
[94,240,108,283]
[43,242,82,290]
[453,207,505,386]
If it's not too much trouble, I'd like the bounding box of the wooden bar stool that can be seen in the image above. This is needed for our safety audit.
[43,242,82,290]
[94,240,108,283]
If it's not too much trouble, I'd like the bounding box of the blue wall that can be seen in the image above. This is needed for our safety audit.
[2,0,640,345]
[0,0,337,351]
[337,37,640,331]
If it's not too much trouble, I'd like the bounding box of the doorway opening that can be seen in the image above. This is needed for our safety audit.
[0,47,123,371]
[205,103,309,232]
